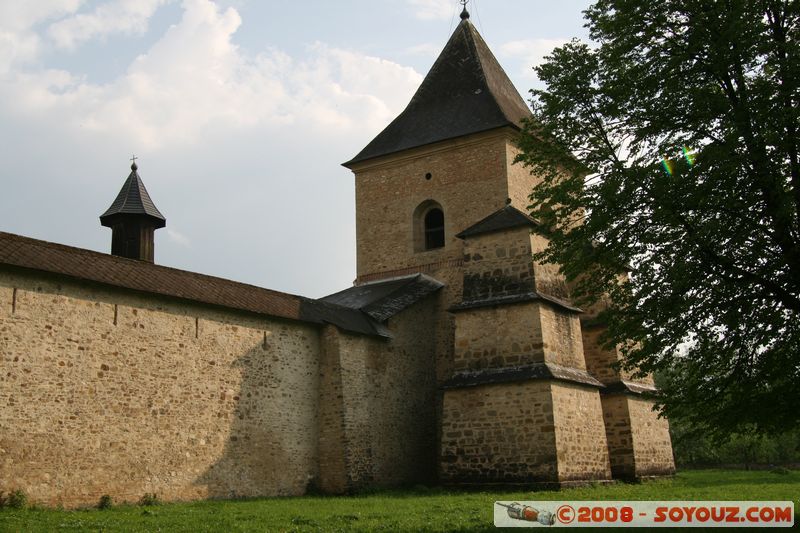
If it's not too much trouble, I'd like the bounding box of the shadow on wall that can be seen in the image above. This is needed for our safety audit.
[194,341,316,500]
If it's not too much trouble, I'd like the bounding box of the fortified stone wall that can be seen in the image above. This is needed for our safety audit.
[461,227,534,303]
[627,396,675,476]
[350,132,518,395]
[601,394,636,478]
[581,324,653,385]
[601,394,675,478]
[440,381,558,483]
[539,306,586,370]
[352,131,512,277]
[0,269,321,508]
[453,305,544,372]
[551,382,611,481]
[317,298,439,492]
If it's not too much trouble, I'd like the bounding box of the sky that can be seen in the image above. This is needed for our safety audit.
[0,0,593,298]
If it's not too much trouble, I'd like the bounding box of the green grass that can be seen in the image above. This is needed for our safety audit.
[1,470,797,532]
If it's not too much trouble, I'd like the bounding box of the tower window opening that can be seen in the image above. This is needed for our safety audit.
[424,208,445,250]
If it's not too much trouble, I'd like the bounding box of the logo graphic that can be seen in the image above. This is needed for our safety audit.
[495,502,556,526]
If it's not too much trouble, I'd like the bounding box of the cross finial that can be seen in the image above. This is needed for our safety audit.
[460,0,470,20]
[130,154,138,171]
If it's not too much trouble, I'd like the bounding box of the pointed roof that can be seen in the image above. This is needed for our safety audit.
[344,17,532,167]
[100,162,166,228]
[456,204,539,239]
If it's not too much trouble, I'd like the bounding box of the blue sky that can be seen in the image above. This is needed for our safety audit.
[0,0,592,297]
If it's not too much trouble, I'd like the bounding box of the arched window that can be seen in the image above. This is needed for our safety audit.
[413,200,445,252]
[424,208,445,249]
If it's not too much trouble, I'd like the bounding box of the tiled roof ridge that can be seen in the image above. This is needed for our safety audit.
[0,231,299,300]
[0,231,388,338]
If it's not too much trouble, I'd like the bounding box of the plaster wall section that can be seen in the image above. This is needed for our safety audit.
[0,270,320,508]
[440,381,558,483]
[551,382,611,481]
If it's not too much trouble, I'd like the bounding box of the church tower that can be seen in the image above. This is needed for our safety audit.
[344,5,673,485]
[100,160,166,263]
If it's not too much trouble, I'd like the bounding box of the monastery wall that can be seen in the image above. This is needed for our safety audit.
[551,382,611,481]
[352,131,511,278]
[0,269,321,508]
[627,395,676,476]
[453,305,544,371]
[318,298,439,492]
[440,381,558,483]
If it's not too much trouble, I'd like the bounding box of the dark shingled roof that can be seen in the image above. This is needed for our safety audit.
[321,273,444,322]
[602,380,658,396]
[449,291,582,314]
[100,163,166,228]
[343,18,531,167]
[441,363,604,389]
[0,232,389,338]
[456,204,539,239]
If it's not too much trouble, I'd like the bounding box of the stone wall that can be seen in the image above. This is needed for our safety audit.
[539,305,585,370]
[317,297,439,492]
[550,382,611,481]
[351,131,512,278]
[601,394,636,478]
[627,396,675,476]
[581,325,652,385]
[601,394,675,478]
[461,227,534,303]
[440,381,558,483]
[0,269,321,507]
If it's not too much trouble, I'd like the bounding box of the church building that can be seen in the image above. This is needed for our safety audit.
[0,7,674,507]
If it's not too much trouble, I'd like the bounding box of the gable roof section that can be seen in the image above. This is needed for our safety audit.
[100,164,166,227]
[321,273,444,322]
[344,19,531,167]
[0,231,389,338]
[456,204,539,239]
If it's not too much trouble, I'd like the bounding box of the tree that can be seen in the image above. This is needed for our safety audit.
[515,0,800,436]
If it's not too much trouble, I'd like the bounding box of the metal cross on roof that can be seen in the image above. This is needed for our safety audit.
[130,154,138,163]
[459,0,470,20]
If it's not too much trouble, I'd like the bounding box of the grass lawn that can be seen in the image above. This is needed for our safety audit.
[1,470,797,532]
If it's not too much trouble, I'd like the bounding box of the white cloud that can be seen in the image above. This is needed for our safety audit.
[499,38,568,79]
[0,0,84,72]
[47,0,171,50]
[409,0,454,21]
[167,228,190,247]
[0,0,423,150]
[405,42,440,58]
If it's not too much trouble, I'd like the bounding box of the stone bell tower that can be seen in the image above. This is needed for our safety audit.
[343,3,673,485]
[100,159,166,263]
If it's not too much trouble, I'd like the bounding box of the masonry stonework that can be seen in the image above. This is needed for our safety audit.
[0,11,675,508]
[440,381,558,483]
[0,270,320,507]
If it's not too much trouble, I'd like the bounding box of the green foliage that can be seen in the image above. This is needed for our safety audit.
[138,493,160,506]
[516,0,800,437]
[1,489,28,510]
[671,423,800,466]
[0,471,796,531]
[97,494,113,510]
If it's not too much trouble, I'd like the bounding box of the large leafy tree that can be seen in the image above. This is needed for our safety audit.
[516,0,800,435]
